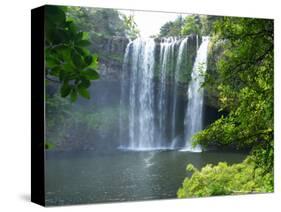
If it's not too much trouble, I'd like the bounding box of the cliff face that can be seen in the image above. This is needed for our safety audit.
[93,36,130,81]
[204,38,225,109]
[202,38,225,127]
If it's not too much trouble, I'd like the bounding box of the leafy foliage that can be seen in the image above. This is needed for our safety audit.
[200,15,221,36]
[159,15,219,37]
[181,15,201,36]
[122,14,140,39]
[177,156,273,198]
[67,7,139,40]
[65,7,137,72]
[194,18,273,151]
[159,16,184,37]
[45,5,99,102]
[178,17,274,198]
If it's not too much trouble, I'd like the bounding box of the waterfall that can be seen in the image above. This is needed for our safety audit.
[119,35,208,151]
[158,37,178,144]
[124,38,157,150]
[119,41,132,146]
[171,37,188,143]
[182,36,210,152]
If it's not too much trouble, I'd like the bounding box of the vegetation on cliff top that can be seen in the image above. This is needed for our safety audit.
[159,14,219,37]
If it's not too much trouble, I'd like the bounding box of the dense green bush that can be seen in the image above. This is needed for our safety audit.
[177,156,273,198]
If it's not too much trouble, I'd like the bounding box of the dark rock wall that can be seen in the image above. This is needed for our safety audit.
[203,38,225,128]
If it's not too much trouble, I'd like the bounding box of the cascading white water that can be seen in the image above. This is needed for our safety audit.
[125,38,156,150]
[171,37,188,142]
[119,41,132,146]
[120,35,209,151]
[158,37,178,142]
[182,36,210,152]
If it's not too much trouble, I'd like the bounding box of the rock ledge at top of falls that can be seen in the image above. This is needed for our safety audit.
[96,35,201,81]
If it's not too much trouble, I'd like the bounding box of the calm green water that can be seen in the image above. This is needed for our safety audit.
[45,150,246,206]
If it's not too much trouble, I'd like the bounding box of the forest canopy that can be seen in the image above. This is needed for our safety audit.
[159,14,219,37]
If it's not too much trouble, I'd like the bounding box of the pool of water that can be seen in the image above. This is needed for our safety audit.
[45,149,246,206]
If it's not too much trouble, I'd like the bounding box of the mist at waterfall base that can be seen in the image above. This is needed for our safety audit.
[45,36,246,205]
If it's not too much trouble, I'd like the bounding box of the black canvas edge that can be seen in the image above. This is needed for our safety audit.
[31,5,45,207]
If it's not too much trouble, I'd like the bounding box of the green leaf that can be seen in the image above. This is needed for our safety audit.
[46,56,60,68]
[80,79,91,88]
[78,40,91,47]
[75,46,90,56]
[88,54,99,69]
[70,89,78,102]
[85,55,93,66]
[71,49,84,68]
[78,87,90,99]
[60,48,72,62]
[61,62,75,74]
[60,82,71,97]
[82,32,90,40]
[68,21,77,33]
[82,68,100,80]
